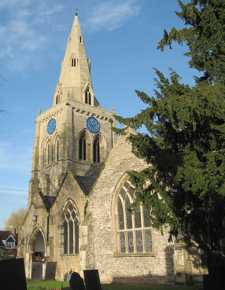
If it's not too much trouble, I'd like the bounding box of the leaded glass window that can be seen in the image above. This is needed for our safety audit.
[116,180,152,255]
[63,201,79,255]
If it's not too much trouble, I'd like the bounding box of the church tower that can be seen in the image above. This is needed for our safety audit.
[29,13,115,201]
[19,13,178,283]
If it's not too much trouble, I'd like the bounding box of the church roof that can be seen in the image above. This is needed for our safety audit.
[74,165,104,195]
[40,195,56,211]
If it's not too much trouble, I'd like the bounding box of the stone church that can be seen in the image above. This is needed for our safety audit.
[18,14,184,283]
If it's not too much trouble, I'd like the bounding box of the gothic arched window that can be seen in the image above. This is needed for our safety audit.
[56,94,60,104]
[115,179,152,255]
[63,201,79,255]
[55,138,60,161]
[42,146,46,166]
[79,131,86,161]
[85,87,91,105]
[93,135,100,163]
[47,142,53,164]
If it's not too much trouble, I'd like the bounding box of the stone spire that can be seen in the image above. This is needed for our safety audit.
[53,14,97,106]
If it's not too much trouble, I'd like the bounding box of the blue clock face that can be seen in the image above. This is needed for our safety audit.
[86,116,100,134]
[47,118,56,135]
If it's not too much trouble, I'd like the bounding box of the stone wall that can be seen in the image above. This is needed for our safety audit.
[87,136,174,283]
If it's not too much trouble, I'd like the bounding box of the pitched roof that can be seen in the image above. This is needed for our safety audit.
[40,195,56,211]
[0,231,14,240]
[0,231,16,248]
[74,164,104,194]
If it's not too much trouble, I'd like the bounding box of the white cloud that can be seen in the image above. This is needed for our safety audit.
[0,0,64,71]
[86,0,141,31]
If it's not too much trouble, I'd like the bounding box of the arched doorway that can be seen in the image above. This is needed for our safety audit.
[30,230,46,280]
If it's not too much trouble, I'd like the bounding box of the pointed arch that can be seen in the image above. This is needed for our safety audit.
[56,94,61,104]
[28,227,47,258]
[79,130,86,161]
[52,135,60,162]
[62,199,79,255]
[113,174,153,255]
[84,85,92,105]
[46,140,53,164]
[41,138,52,166]
[93,134,100,163]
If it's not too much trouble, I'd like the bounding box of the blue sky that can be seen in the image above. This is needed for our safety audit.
[0,0,196,229]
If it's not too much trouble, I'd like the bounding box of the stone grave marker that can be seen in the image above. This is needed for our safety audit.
[0,258,27,290]
[84,269,102,290]
[69,272,86,290]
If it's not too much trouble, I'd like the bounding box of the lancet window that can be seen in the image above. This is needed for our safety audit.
[79,131,86,161]
[63,200,79,255]
[47,142,53,164]
[93,135,100,163]
[85,87,92,105]
[71,56,77,67]
[116,179,152,255]
[55,138,60,161]
[56,94,61,104]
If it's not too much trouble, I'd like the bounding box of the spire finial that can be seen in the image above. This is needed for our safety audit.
[75,8,79,16]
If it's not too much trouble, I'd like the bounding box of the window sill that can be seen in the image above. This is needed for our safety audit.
[62,254,79,257]
[113,252,156,258]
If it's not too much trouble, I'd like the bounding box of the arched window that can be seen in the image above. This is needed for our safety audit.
[63,200,79,255]
[46,142,53,164]
[55,138,60,161]
[79,131,86,161]
[116,179,152,255]
[85,87,91,105]
[56,94,60,104]
[93,135,100,163]
[71,56,77,67]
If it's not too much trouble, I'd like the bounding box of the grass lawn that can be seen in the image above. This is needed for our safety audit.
[27,280,202,290]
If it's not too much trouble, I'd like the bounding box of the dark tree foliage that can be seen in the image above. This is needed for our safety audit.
[116,0,225,272]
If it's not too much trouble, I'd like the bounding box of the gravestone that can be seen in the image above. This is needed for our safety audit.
[0,258,27,290]
[203,266,225,290]
[31,261,42,280]
[45,262,57,279]
[84,270,102,290]
[69,272,86,290]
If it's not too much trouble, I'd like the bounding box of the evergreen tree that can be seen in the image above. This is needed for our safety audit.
[116,0,225,280]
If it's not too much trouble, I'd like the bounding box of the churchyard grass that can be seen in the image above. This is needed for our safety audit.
[27,280,202,290]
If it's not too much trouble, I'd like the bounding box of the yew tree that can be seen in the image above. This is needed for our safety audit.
[116,0,225,272]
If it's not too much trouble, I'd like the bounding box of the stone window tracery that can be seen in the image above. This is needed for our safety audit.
[63,201,79,255]
[116,179,152,255]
